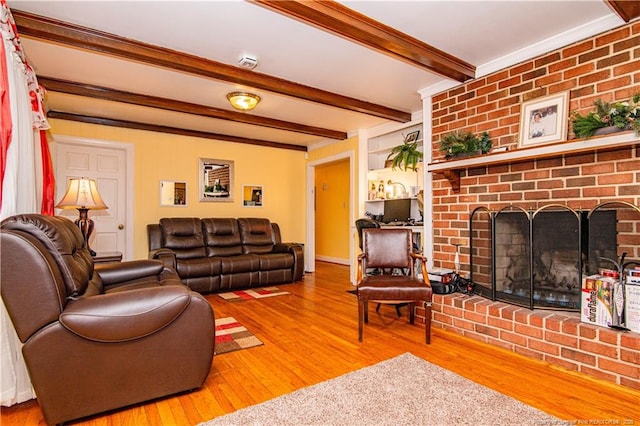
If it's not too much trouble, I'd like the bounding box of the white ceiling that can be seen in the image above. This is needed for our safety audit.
[8,0,625,149]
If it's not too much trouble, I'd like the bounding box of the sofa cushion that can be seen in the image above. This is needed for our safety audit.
[258,253,294,271]
[159,218,206,259]
[202,218,243,257]
[238,218,275,254]
[175,257,222,278]
[220,254,261,274]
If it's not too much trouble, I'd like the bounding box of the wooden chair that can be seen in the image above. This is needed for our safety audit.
[355,217,403,317]
[356,228,432,343]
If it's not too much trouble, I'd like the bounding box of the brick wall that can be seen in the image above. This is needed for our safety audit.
[432,294,640,390]
[427,21,640,389]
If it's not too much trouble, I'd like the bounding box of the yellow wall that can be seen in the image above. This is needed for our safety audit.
[314,159,350,261]
[49,119,307,259]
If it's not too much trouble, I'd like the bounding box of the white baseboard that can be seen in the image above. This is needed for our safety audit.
[315,255,350,266]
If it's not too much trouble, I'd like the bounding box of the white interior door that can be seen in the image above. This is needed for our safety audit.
[54,140,128,257]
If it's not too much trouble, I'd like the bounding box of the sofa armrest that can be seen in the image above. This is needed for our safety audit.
[273,243,304,281]
[95,259,170,286]
[60,286,193,342]
[273,242,302,253]
[148,248,177,270]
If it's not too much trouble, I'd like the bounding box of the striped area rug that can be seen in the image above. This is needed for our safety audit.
[217,286,290,302]
[214,316,263,355]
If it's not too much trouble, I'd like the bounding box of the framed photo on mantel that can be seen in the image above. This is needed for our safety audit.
[519,91,569,148]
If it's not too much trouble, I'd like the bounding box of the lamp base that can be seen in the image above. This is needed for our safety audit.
[75,208,97,256]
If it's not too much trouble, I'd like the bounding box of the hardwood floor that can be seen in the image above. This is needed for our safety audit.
[2,261,639,425]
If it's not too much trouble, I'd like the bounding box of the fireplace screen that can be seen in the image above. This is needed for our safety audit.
[469,202,640,311]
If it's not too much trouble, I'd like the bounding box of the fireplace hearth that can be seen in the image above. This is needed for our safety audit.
[469,201,640,311]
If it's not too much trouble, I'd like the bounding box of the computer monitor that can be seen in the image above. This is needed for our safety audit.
[382,199,411,223]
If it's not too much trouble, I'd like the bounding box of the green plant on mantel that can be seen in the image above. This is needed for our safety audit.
[571,93,640,139]
[386,134,423,171]
[439,130,492,159]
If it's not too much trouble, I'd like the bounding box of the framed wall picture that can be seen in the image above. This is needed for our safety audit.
[519,91,569,148]
[404,130,420,144]
[199,158,234,202]
[243,185,263,207]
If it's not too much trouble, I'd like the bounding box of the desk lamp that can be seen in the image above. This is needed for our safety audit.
[56,177,108,256]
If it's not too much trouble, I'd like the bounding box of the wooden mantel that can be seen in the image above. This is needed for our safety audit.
[427,131,639,192]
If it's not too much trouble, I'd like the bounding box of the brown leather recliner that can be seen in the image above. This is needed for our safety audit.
[0,214,215,425]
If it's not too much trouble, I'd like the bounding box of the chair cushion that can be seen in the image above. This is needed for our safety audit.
[363,228,413,269]
[358,275,432,301]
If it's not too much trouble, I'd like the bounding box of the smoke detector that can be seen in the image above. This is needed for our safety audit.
[238,55,258,70]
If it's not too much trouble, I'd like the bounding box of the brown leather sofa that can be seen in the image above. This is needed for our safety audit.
[0,214,215,425]
[147,217,304,293]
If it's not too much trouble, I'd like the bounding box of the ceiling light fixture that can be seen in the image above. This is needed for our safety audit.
[226,92,261,111]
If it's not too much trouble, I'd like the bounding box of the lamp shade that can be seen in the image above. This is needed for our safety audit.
[56,178,108,210]
[226,92,260,111]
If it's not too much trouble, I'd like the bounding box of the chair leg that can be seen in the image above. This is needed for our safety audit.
[409,302,415,324]
[395,304,402,317]
[364,301,369,323]
[358,300,364,342]
[424,301,432,344]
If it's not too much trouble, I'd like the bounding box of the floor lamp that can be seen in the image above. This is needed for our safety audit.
[56,177,108,256]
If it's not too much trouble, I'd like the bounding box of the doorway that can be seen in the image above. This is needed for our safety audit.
[315,158,350,265]
[53,136,134,259]
[305,151,354,274]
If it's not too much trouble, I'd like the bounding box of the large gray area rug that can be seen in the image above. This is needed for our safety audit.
[200,352,559,426]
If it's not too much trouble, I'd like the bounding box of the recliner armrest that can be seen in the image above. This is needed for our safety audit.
[95,259,168,285]
[60,286,192,342]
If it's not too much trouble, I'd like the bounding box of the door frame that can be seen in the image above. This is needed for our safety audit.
[305,151,354,274]
[52,135,134,260]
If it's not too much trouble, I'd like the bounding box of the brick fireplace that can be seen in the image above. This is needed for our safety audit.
[424,21,640,389]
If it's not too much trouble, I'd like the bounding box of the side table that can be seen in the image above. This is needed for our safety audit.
[93,251,123,264]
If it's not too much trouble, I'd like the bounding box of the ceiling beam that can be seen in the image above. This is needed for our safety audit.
[604,0,640,22]
[47,111,308,152]
[13,10,411,123]
[39,77,347,140]
[250,0,475,83]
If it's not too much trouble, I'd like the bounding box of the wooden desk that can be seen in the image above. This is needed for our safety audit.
[93,251,123,264]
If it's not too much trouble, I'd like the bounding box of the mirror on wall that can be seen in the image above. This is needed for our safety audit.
[160,181,187,206]
[199,158,234,202]
[243,185,263,207]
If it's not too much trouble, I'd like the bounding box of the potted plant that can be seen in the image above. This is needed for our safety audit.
[571,93,640,139]
[439,130,492,159]
[385,133,423,171]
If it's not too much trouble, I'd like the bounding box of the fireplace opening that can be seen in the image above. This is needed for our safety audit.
[469,202,640,311]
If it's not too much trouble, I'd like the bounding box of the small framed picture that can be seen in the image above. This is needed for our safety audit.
[243,185,263,207]
[519,92,569,148]
[404,130,420,144]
